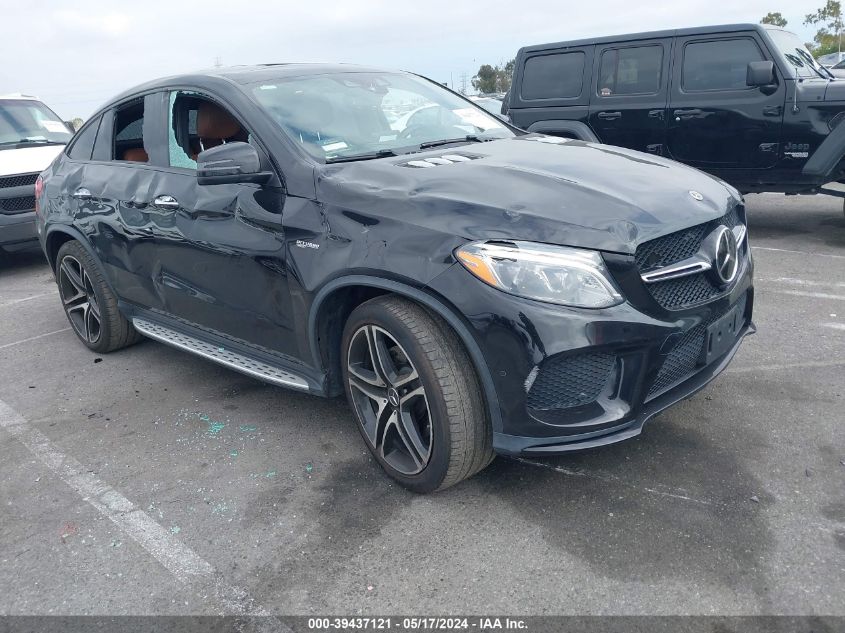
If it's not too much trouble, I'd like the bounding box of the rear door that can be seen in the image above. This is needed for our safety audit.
[667,32,785,169]
[588,38,672,155]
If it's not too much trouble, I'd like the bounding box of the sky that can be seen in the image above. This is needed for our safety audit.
[0,0,828,120]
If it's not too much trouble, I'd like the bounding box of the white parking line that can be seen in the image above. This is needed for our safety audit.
[0,399,275,620]
[728,359,845,373]
[822,322,845,331]
[765,289,845,301]
[0,291,57,309]
[513,457,715,506]
[758,277,845,289]
[751,246,845,260]
[0,328,71,351]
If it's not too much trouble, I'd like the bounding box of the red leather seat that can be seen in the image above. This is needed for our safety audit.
[122,147,148,162]
[196,101,245,154]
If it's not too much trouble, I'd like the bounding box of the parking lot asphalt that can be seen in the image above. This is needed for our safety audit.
[0,193,843,616]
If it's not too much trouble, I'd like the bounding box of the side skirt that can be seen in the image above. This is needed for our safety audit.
[127,313,323,395]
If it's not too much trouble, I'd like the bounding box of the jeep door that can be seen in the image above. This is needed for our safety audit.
[588,38,672,156]
[667,32,785,170]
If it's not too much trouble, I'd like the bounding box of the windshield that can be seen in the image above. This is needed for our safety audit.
[766,29,831,79]
[472,98,503,115]
[0,99,72,147]
[250,72,513,161]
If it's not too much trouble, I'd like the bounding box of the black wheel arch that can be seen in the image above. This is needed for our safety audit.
[525,120,600,142]
[308,275,504,433]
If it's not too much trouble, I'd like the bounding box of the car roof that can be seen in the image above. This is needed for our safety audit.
[102,63,401,109]
[519,23,774,53]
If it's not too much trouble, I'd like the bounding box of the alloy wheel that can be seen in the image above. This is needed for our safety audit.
[58,255,102,344]
[346,325,432,475]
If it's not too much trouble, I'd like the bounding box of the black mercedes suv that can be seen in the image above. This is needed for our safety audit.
[507,24,845,198]
[36,64,754,492]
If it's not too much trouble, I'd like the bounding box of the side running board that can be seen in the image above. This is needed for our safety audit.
[132,318,310,391]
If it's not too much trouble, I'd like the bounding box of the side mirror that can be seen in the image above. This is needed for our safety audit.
[197,142,273,186]
[64,120,78,132]
[747,61,776,88]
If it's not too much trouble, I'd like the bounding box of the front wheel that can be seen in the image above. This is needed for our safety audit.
[341,296,494,493]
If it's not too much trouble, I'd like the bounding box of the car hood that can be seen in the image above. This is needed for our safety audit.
[0,144,64,176]
[316,136,739,255]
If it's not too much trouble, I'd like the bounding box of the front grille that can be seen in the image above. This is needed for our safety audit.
[526,352,615,411]
[647,293,747,399]
[0,173,38,189]
[648,273,721,309]
[636,206,745,310]
[0,195,35,214]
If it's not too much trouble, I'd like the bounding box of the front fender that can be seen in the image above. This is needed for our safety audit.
[307,274,504,433]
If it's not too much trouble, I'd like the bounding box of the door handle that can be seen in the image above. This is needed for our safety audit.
[673,108,703,121]
[597,111,622,120]
[72,187,92,200]
[152,195,180,210]
[648,109,665,120]
[763,105,782,117]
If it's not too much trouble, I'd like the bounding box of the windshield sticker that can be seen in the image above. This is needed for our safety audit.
[322,141,348,152]
[41,120,68,133]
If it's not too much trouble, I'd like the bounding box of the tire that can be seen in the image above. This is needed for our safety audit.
[341,295,494,493]
[55,240,141,353]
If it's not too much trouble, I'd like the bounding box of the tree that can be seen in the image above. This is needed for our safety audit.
[761,12,788,27]
[498,59,515,93]
[805,0,843,56]
[471,64,499,93]
[471,59,516,94]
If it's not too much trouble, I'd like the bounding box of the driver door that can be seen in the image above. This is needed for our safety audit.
[667,32,785,169]
[144,90,298,355]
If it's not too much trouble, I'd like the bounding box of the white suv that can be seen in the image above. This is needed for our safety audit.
[1,94,72,255]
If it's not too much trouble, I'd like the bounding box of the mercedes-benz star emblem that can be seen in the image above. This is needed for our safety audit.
[714,226,739,284]
[387,388,400,408]
[689,190,704,201]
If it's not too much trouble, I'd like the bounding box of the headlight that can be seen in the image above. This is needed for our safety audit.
[455,240,623,309]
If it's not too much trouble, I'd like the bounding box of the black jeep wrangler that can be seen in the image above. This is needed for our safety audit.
[506,24,845,197]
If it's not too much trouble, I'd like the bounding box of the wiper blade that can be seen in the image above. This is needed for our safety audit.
[418,135,487,150]
[325,149,398,163]
[795,48,831,80]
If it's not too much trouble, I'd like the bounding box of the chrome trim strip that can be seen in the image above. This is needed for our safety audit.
[132,318,310,391]
[641,255,712,283]
[733,224,747,247]
[640,222,748,284]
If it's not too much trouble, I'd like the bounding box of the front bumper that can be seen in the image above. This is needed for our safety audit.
[0,210,37,250]
[427,254,754,456]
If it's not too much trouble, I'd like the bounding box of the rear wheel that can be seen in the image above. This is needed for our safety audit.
[342,295,493,493]
[56,240,140,353]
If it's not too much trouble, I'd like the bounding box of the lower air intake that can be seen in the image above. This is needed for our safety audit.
[526,352,615,411]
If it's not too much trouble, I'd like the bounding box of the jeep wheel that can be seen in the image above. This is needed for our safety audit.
[342,296,494,493]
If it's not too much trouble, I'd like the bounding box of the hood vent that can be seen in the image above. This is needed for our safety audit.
[400,153,480,168]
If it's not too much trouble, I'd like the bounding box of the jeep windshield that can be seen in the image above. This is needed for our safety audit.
[767,29,834,80]
[0,99,72,148]
[250,72,514,162]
